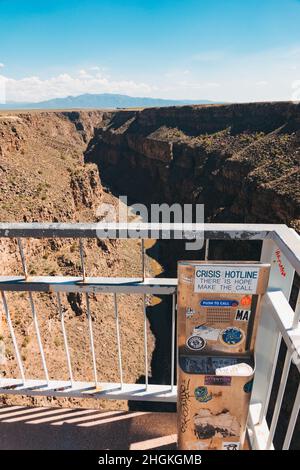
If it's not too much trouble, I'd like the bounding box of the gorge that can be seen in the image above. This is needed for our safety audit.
[0,103,299,441]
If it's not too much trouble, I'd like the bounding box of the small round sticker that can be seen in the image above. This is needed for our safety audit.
[194,386,212,403]
[186,335,206,351]
[220,327,244,346]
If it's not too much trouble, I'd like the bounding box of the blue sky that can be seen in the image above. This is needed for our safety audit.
[1,0,300,102]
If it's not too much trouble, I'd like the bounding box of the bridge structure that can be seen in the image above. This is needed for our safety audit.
[0,222,299,450]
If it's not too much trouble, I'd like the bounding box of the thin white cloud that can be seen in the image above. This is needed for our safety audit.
[0,63,4,68]
[2,44,300,104]
[174,80,220,90]
[2,69,155,102]
[164,45,300,102]
[0,75,5,103]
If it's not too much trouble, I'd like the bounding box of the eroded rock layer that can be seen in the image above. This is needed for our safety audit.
[85,102,300,230]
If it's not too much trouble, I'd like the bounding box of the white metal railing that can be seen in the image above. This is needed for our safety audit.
[0,222,299,449]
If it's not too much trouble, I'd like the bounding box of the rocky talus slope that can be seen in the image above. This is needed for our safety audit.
[0,110,155,409]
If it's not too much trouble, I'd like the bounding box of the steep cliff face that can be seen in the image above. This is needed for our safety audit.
[85,102,300,230]
[0,110,113,222]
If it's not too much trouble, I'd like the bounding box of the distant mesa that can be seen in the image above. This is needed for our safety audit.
[0,93,218,110]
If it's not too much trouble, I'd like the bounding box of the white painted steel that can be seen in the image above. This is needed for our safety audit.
[1,222,297,272]
[171,293,176,392]
[283,383,300,449]
[16,237,49,383]
[28,292,49,384]
[266,352,292,449]
[265,291,300,372]
[293,289,300,329]
[17,238,28,278]
[1,292,25,383]
[79,239,86,282]
[56,292,74,386]
[252,239,295,427]
[204,238,209,261]
[141,239,145,281]
[85,293,98,387]
[0,378,176,402]
[248,403,274,450]
[0,276,177,294]
[113,293,123,388]
[143,294,149,390]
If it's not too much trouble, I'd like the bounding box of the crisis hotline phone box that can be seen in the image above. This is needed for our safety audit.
[177,354,255,450]
[177,261,270,355]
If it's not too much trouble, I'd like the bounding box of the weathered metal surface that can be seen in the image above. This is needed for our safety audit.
[0,379,177,402]
[0,276,177,294]
[0,222,277,240]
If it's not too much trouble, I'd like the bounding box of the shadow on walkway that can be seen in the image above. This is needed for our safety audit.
[0,405,176,450]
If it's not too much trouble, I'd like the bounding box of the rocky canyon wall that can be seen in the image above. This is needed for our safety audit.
[85,102,300,230]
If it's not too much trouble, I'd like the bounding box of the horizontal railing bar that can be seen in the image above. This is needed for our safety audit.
[2,222,298,274]
[2,222,299,273]
[0,379,176,402]
[0,222,280,240]
[0,276,177,294]
[264,290,300,372]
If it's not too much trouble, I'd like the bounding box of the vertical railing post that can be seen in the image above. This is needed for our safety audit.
[251,239,295,442]
[141,239,145,282]
[143,294,148,390]
[292,289,300,329]
[171,292,176,392]
[57,292,74,387]
[204,239,209,261]
[283,383,300,449]
[1,291,26,384]
[85,293,98,388]
[17,238,49,384]
[79,239,86,282]
[114,293,123,389]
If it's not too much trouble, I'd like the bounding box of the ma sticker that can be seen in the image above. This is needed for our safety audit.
[235,309,251,321]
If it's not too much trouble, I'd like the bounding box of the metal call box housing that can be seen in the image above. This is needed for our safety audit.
[177,261,270,450]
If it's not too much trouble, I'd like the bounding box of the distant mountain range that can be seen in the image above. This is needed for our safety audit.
[0,93,217,110]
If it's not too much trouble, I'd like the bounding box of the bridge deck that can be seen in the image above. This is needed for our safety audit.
[0,405,177,450]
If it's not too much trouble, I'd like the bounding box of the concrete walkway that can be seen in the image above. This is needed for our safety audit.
[0,406,177,450]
